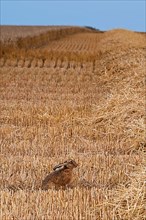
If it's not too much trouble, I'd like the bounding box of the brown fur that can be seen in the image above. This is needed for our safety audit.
[41,159,78,190]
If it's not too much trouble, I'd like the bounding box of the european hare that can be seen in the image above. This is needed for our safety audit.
[41,159,78,190]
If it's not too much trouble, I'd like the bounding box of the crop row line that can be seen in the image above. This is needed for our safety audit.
[0,58,99,71]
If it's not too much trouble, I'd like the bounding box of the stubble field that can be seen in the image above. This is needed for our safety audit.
[0,26,145,219]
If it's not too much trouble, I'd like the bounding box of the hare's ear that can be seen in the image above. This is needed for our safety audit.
[53,164,64,171]
[53,165,59,170]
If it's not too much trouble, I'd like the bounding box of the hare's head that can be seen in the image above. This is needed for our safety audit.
[64,159,78,169]
[53,159,78,171]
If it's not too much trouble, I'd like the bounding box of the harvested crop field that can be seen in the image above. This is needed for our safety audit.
[0,26,146,220]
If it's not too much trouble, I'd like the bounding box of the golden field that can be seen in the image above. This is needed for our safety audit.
[0,26,145,219]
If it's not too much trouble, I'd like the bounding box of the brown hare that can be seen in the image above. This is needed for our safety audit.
[41,159,78,190]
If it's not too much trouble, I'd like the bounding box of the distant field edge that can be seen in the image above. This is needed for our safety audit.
[0,25,101,60]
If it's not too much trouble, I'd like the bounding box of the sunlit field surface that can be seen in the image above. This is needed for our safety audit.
[0,26,145,219]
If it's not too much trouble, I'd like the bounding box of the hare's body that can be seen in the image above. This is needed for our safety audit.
[41,159,78,190]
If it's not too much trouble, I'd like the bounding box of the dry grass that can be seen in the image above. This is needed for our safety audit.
[0,28,145,219]
[0,25,77,42]
[0,26,93,60]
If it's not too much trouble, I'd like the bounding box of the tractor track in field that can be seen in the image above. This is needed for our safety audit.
[0,58,99,72]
